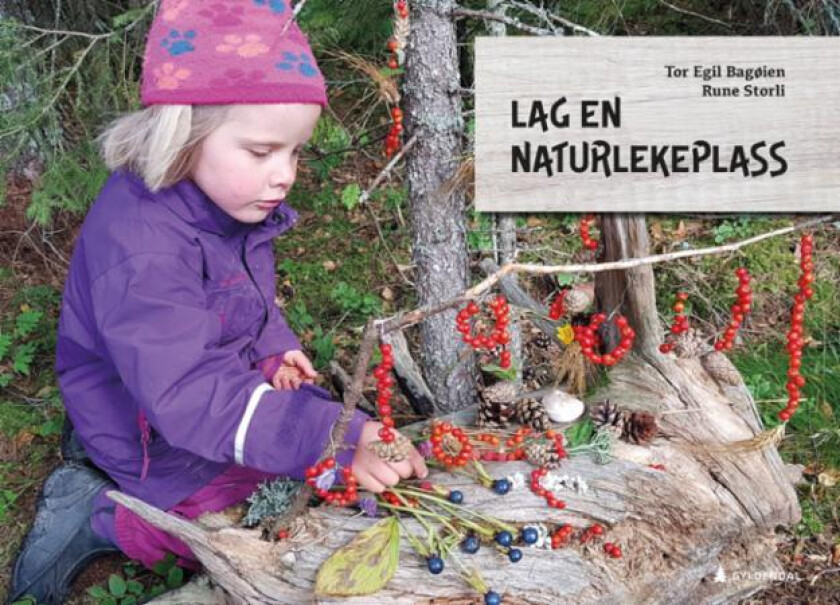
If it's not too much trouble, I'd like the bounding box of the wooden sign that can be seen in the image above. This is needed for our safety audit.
[474,37,840,212]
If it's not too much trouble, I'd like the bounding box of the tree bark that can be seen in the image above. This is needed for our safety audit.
[403,0,477,413]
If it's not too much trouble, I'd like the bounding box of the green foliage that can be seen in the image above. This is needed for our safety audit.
[86,554,186,605]
[467,210,494,252]
[564,417,595,449]
[308,115,351,181]
[0,286,60,387]
[340,183,362,211]
[27,141,109,225]
[300,0,393,54]
[330,281,381,318]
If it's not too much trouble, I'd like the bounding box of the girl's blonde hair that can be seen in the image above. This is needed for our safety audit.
[100,105,230,192]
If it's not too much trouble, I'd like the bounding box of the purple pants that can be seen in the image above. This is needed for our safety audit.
[91,465,278,570]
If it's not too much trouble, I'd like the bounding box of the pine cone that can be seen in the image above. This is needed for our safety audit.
[531,332,552,350]
[701,351,741,386]
[672,328,712,359]
[479,381,518,428]
[590,401,658,444]
[622,411,658,444]
[515,398,550,431]
[564,288,593,314]
[589,400,624,433]
[524,441,562,469]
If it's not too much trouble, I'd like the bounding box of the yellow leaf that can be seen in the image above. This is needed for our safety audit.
[315,516,400,597]
[556,324,575,345]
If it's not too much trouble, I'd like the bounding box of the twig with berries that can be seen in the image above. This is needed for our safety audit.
[779,232,815,422]
[579,214,599,251]
[714,267,752,351]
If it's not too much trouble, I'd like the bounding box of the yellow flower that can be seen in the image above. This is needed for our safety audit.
[556,324,575,345]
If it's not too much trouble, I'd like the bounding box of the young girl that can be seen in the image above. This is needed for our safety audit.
[8,4,426,604]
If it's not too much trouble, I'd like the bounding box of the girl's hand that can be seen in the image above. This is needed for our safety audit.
[352,421,428,493]
[271,350,318,390]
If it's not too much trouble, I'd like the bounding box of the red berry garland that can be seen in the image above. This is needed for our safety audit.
[572,313,635,366]
[305,457,359,506]
[603,542,623,558]
[714,268,752,351]
[430,422,474,467]
[530,467,567,509]
[385,107,403,159]
[779,233,814,422]
[659,292,690,354]
[580,214,599,251]
[548,289,568,320]
[374,343,396,442]
[395,0,408,19]
[455,295,512,368]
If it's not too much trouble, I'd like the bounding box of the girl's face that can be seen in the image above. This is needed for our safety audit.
[191,103,321,224]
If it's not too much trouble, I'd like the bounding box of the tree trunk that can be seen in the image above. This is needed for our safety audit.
[403,0,477,413]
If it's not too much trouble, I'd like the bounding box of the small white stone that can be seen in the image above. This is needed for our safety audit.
[541,389,585,423]
[280,551,297,568]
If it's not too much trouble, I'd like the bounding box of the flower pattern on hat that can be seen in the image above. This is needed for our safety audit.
[142,0,327,106]
[216,34,269,58]
[154,62,192,90]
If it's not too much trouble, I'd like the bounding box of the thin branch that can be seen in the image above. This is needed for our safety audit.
[503,0,603,36]
[658,0,734,29]
[451,7,558,36]
[358,132,419,206]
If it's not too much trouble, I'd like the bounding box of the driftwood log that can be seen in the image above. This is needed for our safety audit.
[116,215,800,604]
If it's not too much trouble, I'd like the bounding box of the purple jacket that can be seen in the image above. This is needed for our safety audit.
[56,170,367,511]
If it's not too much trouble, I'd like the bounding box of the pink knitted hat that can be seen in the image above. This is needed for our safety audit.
[141,0,327,107]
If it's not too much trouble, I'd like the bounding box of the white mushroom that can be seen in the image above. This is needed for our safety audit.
[541,389,585,423]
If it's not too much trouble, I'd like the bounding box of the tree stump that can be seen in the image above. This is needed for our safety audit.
[119,215,799,603]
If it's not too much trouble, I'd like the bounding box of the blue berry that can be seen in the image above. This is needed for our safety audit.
[492,478,511,495]
[495,530,513,547]
[484,590,502,605]
[461,535,480,554]
[427,556,444,575]
[508,547,523,563]
[448,490,464,504]
[521,526,539,544]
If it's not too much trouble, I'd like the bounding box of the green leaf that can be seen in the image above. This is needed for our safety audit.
[167,566,184,589]
[340,183,362,211]
[126,580,143,594]
[480,363,518,382]
[14,309,43,339]
[120,596,138,605]
[315,516,400,596]
[86,585,110,600]
[102,597,117,605]
[0,333,12,361]
[152,552,176,576]
[108,574,127,597]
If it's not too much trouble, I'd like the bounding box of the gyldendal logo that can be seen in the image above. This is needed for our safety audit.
[712,565,800,583]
